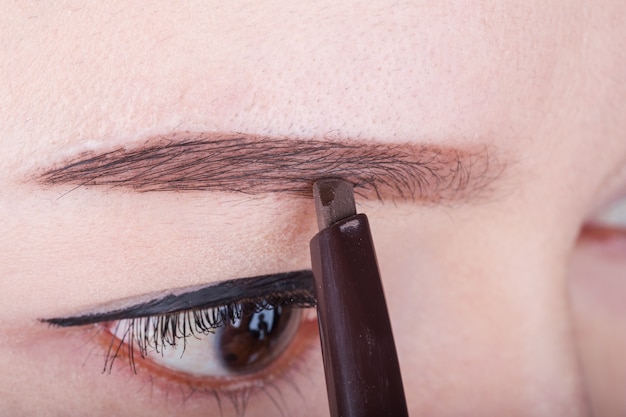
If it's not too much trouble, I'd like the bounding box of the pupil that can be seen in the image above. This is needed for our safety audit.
[217,305,296,372]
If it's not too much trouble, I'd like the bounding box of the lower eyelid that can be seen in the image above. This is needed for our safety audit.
[95,309,321,411]
[579,224,626,258]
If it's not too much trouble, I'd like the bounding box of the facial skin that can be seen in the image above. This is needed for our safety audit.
[1,1,625,416]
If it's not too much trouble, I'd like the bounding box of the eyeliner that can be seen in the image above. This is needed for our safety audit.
[310,179,409,417]
[44,270,315,327]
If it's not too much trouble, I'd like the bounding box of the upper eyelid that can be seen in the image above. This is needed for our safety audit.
[42,270,315,327]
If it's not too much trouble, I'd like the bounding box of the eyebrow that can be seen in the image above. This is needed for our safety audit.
[37,132,503,202]
[43,270,315,327]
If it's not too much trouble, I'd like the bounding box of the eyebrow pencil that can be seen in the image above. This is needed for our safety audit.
[309,179,409,417]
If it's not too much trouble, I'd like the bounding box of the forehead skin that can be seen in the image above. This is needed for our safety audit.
[0,1,625,416]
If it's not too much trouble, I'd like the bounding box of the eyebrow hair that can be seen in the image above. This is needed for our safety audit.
[43,270,315,327]
[37,132,502,202]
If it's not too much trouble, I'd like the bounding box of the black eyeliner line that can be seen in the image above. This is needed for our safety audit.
[43,270,315,327]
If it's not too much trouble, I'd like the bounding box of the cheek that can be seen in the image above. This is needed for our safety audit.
[569,240,626,415]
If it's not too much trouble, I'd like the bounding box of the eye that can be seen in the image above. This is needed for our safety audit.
[580,196,626,250]
[43,271,320,413]
[107,303,306,378]
[217,306,300,373]
[586,196,626,226]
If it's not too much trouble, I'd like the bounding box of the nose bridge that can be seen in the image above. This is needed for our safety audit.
[376,210,590,416]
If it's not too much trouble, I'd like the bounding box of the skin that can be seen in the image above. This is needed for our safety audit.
[1,1,625,416]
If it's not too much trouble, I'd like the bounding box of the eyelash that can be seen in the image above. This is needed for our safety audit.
[97,294,318,414]
[103,295,315,372]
